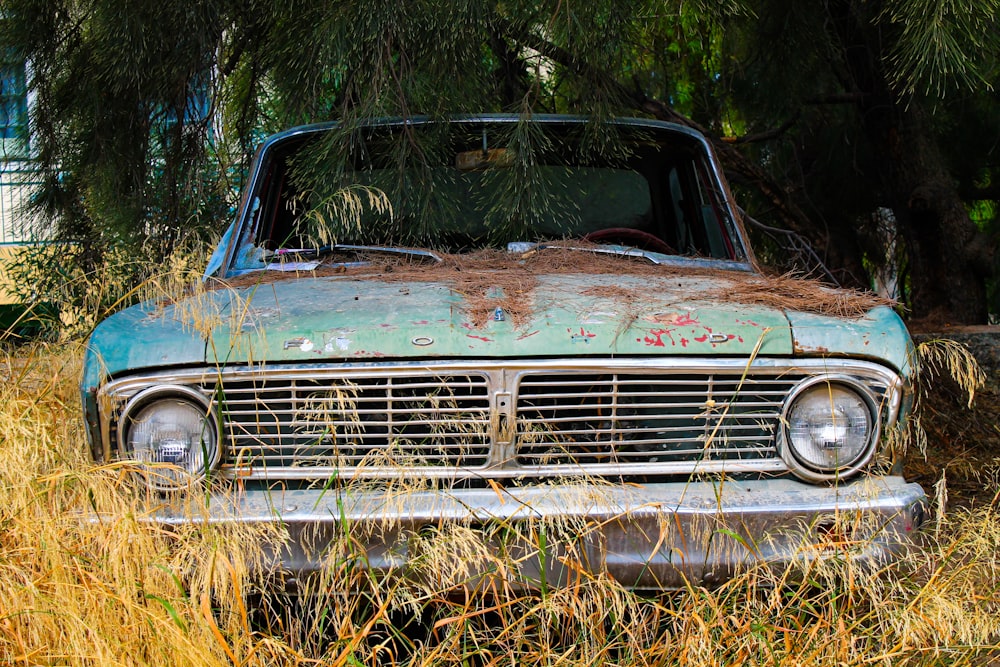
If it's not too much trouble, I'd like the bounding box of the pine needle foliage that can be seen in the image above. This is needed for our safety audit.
[881,0,1000,97]
[1,0,996,321]
[0,0,747,261]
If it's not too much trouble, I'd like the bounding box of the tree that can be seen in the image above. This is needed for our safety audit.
[710,0,999,323]
[2,0,997,322]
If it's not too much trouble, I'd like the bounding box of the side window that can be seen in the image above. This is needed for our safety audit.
[253,157,306,250]
[691,160,735,260]
[664,156,739,261]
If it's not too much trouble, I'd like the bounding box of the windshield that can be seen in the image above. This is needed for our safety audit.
[232,119,746,273]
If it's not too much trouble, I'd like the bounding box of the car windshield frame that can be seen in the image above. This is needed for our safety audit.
[214,115,756,279]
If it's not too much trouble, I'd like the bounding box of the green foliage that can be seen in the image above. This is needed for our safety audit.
[1,0,998,321]
[2,238,211,340]
[881,0,1000,97]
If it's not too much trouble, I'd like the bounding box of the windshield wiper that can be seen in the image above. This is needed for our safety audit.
[273,244,443,264]
[510,242,668,265]
[508,242,754,272]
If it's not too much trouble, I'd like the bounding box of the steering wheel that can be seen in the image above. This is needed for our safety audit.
[583,227,675,255]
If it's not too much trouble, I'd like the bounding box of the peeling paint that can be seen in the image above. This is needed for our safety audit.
[645,312,699,326]
[793,339,830,354]
[640,328,677,347]
[569,326,597,343]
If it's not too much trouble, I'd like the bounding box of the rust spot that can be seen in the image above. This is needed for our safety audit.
[793,339,829,354]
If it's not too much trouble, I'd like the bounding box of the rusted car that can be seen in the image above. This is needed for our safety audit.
[81,116,926,588]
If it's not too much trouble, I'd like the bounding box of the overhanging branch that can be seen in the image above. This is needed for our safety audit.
[722,112,800,145]
[499,20,821,242]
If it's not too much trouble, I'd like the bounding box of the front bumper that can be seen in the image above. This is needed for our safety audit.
[154,476,926,590]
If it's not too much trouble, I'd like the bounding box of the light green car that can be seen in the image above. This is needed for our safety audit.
[82,116,926,589]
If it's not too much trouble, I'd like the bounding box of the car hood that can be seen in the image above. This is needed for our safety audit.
[204,273,792,363]
[84,271,912,385]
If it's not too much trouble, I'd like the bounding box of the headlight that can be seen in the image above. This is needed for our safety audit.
[119,386,219,490]
[782,378,878,481]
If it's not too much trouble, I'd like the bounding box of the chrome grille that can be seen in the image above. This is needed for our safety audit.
[98,359,902,480]
[515,372,798,465]
[220,374,492,469]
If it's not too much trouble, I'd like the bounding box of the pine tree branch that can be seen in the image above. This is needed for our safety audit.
[496,19,819,244]
[721,113,800,144]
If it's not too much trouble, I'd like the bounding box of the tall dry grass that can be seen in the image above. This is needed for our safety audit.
[0,347,997,665]
[0,248,998,665]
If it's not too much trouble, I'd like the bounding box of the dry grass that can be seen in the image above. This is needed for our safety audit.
[0,342,998,665]
[904,338,999,510]
[1,247,997,665]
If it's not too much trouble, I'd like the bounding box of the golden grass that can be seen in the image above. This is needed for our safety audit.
[0,342,998,665]
[1,244,997,665]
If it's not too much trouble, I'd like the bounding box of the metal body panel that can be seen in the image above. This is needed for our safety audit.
[786,306,915,377]
[209,273,793,364]
[81,302,206,388]
[149,476,926,589]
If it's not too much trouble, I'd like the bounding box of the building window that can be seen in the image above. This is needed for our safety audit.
[0,57,27,141]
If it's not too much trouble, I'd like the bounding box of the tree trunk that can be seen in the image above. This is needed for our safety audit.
[827,0,992,324]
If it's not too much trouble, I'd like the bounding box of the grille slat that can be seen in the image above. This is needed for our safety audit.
[514,372,797,466]
[222,373,492,469]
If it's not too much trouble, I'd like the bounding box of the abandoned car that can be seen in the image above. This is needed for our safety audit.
[82,115,927,589]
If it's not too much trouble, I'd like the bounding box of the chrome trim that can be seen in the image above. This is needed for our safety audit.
[777,376,882,483]
[98,358,903,482]
[524,243,753,272]
[142,476,927,589]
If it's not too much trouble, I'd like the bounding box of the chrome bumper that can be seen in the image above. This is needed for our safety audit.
[154,476,926,590]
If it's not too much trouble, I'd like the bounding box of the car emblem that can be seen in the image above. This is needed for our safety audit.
[283,337,314,351]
